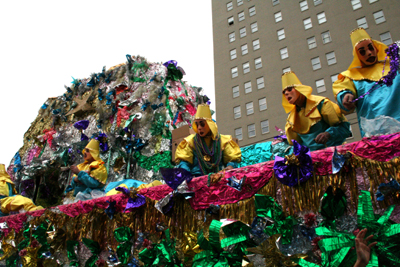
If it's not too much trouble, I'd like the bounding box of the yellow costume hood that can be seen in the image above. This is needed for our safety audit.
[340,28,389,81]
[83,139,102,162]
[281,71,321,114]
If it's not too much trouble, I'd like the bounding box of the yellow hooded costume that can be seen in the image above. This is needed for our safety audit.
[282,72,351,151]
[66,139,108,196]
[175,104,241,176]
[332,28,399,137]
[333,27,390,101]
[0,164,43,215]
[74,139,107,184]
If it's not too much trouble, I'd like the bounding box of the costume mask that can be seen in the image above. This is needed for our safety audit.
[347,27,387,70]
[192,104,219,140]
[283,87,301,105]
[281,71,313,113]
[356,39,378,66]
[194,119,211,137]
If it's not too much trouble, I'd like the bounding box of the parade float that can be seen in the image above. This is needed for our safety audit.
[0,44,400,266]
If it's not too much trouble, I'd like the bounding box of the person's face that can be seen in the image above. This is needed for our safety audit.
[83,148,95,162]
[283,87,300,105]
[195,119,211,137]
[356,40,378,66]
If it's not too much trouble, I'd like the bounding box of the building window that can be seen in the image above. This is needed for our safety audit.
[331,74,339,84]
[243,62,250,74]
[277,28,285,40]
[261,120,270,134]
[251,22,258,33]
[237,0,243,6]
[228,16,234,26]
[272,0,280,6]
[317,12,327,24]
[241,44,248,55]
[248,124,256,138]
[257,77,265,89]
[253,39,260,50]
[232,85,240,98]
[235,128,243,140]
[230,49,237,60]
[373,10,386,24]
[369,0,378,3]
[227,2,233,11]
[259,98,267,111]
[244,81,252,94]
[249,6,256,16]
[316,79,326,93]
[351,0,362,10]
[314,0,322,6]
[255,57,262,69]
[234,106,241,119]
[231,67,238,78]
[275,11,282,22]
[303,18,312,30]
[229,32,235,43]
[238,11,245,22]
[240,27,247,38]
[321,31,332,44]
[307,36,317,49]
[311,57,321,70]
[326,51,337,65]
[300,1,309,11]
[283,67,291,73]
[246,102,254,115]
[357,17,368,29]
[380,32,392,45]
[280,47,288,60]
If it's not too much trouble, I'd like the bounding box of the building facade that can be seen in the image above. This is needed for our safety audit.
[212,0,400,147]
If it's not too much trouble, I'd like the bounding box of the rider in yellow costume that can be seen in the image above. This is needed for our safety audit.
[175,104,241,177]
[65,139,107,196]
[0,164,43,216]
[282,71,351,151]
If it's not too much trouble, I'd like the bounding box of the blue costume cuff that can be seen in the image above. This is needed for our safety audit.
[337,90,353,112]
[227,162,238,168]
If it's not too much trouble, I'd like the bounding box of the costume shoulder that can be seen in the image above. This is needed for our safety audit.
[175,134,195,164]
[220,134,242,163]
[88,160,107,184]
[333,73,357,98]
[320,98,347,125]
[339,62,389,82]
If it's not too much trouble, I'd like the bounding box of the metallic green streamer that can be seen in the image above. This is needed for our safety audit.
[138,228,182,266]
[114,227,134,264]
[66,240,79,266]
[255,194,294,244]
[82,238,100,267]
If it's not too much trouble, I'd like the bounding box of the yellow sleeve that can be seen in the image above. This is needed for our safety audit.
[320,99,347,126]
[285,121,301,146]
[220,135,242,164]
[332,74,357,99]
[89,161,108,184]
[175,134,195,164]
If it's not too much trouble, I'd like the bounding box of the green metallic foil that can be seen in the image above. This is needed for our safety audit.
[82,238,100,267]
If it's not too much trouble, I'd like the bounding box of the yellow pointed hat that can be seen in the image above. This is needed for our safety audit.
[348,27,388,69]
[83,139,101,161]
[0,164,13,184]
[281,71,313,113]
[192,104,219,139]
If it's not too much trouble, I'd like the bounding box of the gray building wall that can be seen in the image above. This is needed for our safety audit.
[212,0,400,147]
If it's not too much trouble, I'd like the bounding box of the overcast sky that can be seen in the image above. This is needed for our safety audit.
[0,1,215,166]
